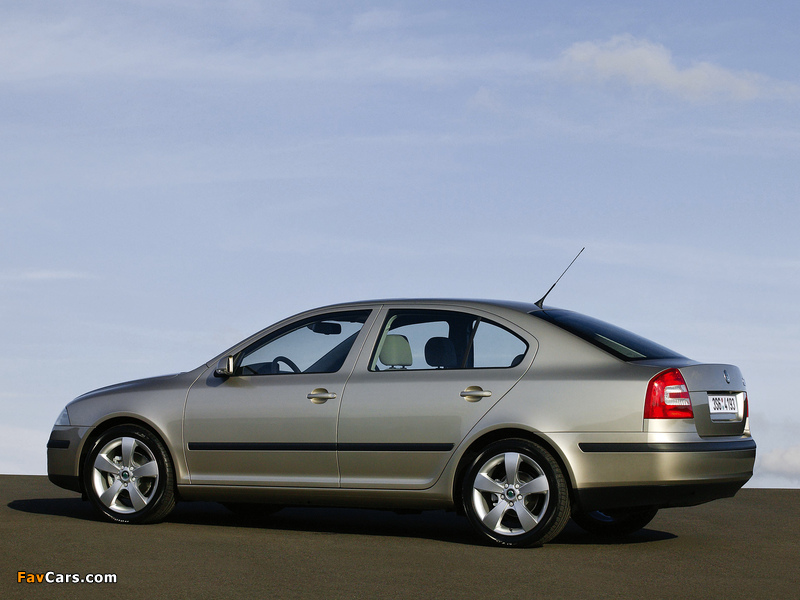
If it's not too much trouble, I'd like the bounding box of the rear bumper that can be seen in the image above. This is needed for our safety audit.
[578,439,756,454]
[575,478,749,511]
[550,434,756,511]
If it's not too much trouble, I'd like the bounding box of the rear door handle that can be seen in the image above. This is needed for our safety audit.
[460,386,492,402]
[307,389,337,404]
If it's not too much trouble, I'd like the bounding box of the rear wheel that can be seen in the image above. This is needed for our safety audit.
[571,507,658,537]
[83,425,176,524]
[461,439,570,547]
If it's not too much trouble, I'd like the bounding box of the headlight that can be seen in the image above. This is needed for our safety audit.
[54,408,71,426]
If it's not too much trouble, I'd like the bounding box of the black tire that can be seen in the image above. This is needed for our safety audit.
[571,507,658,538]
[82,425,176,524]
[461,439,570,548]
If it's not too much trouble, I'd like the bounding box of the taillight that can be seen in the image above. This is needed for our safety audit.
[744,393,749,419]
[644,368,693,419]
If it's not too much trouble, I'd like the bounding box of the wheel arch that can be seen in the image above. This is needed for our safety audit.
[451,427,576,513]
[78,416,180,498]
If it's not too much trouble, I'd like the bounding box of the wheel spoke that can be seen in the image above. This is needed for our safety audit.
[482,502,508,531]
[128,484,149,511]
[94,454,121,475]
[121,437,136,468]
[504,452,521,486]
[99,479,123,509]
[514,503,539,531]
[473,472,504,495]
[519,475,549,497]
[133,460,159,479]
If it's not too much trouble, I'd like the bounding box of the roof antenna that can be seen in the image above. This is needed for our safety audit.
[535,247,585,309]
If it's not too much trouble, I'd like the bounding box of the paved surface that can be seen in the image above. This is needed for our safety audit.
[1,476,798,600]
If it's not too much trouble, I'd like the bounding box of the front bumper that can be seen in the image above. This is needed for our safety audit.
[47,426,92,493]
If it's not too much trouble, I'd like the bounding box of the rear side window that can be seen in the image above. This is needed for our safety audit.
[531,309,684,361]
[369,309,528,371]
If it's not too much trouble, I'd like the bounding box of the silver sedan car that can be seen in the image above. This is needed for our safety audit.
[47,299,755,547]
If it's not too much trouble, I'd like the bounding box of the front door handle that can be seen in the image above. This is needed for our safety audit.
[460,386,492,402]
[307,389,337,404]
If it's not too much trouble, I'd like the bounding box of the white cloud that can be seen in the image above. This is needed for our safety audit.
[468,86,504,113]
[759,445,800,480]
[1,270,92,282]
[0,10,543,86]
[351,9,405,32]
[559,34,798,102]
[350,8,449,33]
[1,6,796,108]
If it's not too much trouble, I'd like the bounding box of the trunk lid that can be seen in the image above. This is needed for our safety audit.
[678,364,747,437]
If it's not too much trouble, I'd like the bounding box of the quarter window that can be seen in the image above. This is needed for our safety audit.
[369,310,527,371]
[471,318,529,368]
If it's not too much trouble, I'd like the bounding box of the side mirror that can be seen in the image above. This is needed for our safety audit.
[214,355,235,378]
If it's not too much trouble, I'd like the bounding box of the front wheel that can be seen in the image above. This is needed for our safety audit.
[83,425,176,524]
[461,439,570,547]
[571,507,658,538]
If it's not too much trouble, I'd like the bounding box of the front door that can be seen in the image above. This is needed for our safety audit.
[184,309,374,487]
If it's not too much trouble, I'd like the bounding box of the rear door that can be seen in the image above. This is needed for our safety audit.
[337,305,536,489]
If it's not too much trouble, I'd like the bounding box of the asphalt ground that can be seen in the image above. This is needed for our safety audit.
[1,476,798,600]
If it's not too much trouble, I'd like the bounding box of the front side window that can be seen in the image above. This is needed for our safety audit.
[369,309,527,371]
[237,310,370,375]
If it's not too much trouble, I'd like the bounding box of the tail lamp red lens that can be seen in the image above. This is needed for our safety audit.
[645,368,693,419]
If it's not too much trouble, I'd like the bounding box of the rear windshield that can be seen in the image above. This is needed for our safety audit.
[531,309,685,361]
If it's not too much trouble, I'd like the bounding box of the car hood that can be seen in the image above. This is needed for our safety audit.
[71,373,184,403]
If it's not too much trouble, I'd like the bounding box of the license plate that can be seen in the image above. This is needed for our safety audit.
[708,394,738,414]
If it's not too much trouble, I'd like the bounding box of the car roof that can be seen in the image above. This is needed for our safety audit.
[312,298,547,314]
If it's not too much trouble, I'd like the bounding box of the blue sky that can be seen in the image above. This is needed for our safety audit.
[1,1,798,486]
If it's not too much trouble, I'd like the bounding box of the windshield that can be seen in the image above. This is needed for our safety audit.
[531,309,685,361]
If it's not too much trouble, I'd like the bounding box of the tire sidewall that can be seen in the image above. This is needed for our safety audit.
[461,439,568,548]
[83,425,172,524]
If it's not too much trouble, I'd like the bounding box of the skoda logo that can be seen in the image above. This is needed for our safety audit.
[723,370,730,384]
